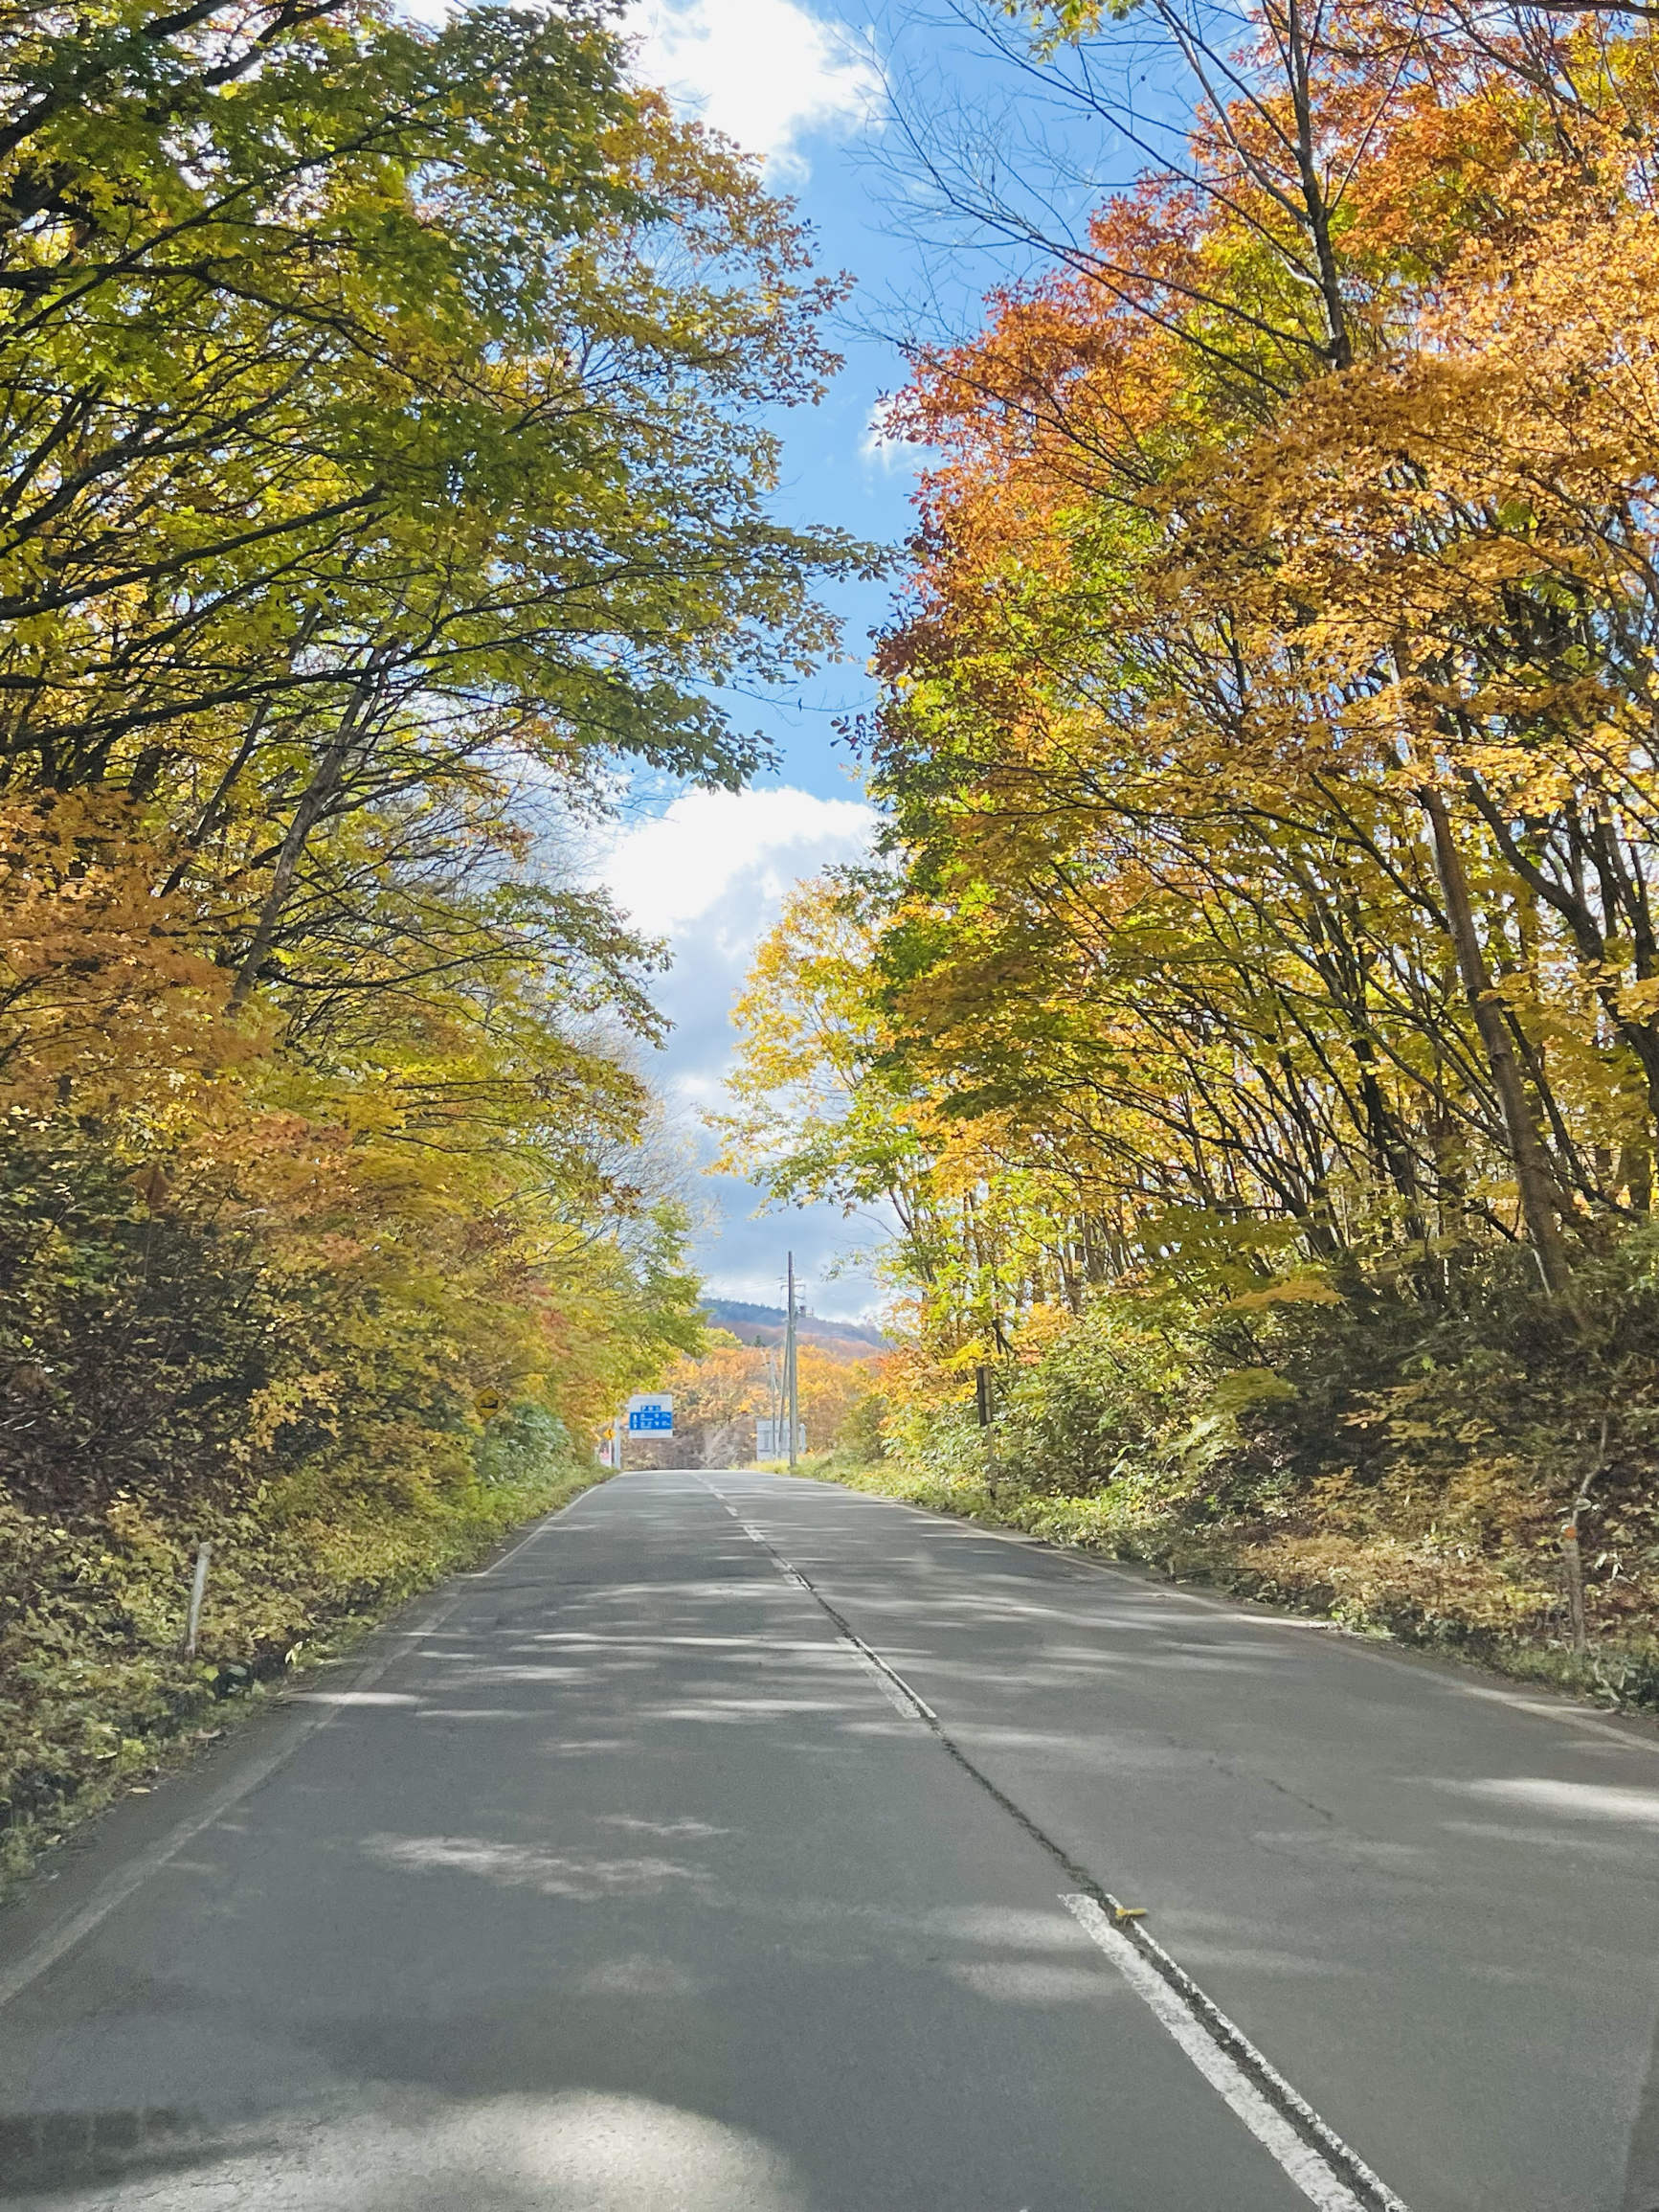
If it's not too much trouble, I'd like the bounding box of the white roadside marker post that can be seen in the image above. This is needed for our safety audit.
[184,1541,213,1658]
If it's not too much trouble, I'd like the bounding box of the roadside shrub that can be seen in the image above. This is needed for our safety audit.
[836,1234,1659,1704]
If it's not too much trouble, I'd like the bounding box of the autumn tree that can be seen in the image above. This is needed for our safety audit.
[0,0,866,1836]
[721,0,1659,1662]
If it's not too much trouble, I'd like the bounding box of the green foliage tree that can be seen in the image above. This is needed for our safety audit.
[0,0,868,1859]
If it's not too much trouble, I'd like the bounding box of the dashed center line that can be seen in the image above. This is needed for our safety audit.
[716,1498,938,1720]
[704,1478,1410,2212]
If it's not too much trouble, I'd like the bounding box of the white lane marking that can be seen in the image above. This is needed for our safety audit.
[726,1511,936,1723]
[0,1611,444,2012]
[723,1474,1413,2207]
[1062,1897,1406,2212]
[0,1490,598,2011]
[835,1630,937,1723]
[847,1647,927,1719]
[780,1481,1659,1757]
[738,1523,814,1593]
[1430,1681,1656,1752]
[288,1691,421,1707]
[477,1480,604,1576]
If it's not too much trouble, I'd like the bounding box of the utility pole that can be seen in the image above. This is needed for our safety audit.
[785,1252,799,1471]
[761,1344,780,1460]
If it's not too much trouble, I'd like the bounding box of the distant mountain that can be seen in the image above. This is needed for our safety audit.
[699,1298,890,1354]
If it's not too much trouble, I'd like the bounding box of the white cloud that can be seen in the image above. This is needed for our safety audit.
[860,395,911,474]
[601,783,873,941]
[627,0,882,177]
[597,783,883,1314]
[395,0,883,177]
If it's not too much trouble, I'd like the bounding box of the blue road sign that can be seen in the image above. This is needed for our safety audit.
[627,1393,673,1433]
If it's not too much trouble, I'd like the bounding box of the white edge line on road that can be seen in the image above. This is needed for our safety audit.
[1061,1895,1379,2212]
[0,1609,446,2012]
[476,1478,603,1577]
[0,1487,598,2012]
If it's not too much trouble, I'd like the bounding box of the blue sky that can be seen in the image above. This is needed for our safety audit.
[596,0,1133,1319]
[591,0,912,1321]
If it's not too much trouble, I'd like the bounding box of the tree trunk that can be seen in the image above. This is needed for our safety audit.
[228,672,378,1008]
[1419,785,1575,1294]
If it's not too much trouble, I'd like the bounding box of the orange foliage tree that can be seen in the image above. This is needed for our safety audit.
[725,2,1659,1668]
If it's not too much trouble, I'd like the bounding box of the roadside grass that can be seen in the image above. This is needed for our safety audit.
[0,1458,610,1903]
[790,1449,1659,1715]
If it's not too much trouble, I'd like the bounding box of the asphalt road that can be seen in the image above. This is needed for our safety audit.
[2,1469,1657,2212]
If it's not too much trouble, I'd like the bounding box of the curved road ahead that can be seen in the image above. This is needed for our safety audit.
[2,1470,1657,2211]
